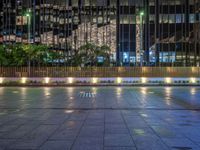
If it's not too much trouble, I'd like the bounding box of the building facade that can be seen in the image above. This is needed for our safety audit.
[0,0,200,66]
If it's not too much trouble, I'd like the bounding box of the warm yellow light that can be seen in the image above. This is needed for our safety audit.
[141,77,147,84]
[190,78,196,83]
[65,110,74,114]
[141,87,147,95]
[68,77,74,84]
[191,88,196,95]
[92,78,98,84]
[165,78,172,84]
[116,87,122,96]
[0,78,3,84]
[44,77,50,84]
[117,77,122,84]
[21,77,27,84]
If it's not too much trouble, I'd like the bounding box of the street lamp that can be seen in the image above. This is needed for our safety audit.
[25,10,31,76]
[140,11,144,16]
[140,11,144,66]
[25,10,31,43]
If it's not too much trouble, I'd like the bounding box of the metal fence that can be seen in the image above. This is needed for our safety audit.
[0,67,200,78]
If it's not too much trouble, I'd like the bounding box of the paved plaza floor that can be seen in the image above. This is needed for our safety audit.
[0,86,200,150]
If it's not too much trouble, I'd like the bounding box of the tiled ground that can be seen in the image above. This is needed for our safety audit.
[0,86,200,150]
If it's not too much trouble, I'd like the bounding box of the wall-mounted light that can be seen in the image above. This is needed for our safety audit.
[68,77,74,84]
[92,78,98,84]
[0,78,3,84]
[65,110,74,114]
[165,78,172,84]
[117,77,122,84]
[44,77,50,84]
[141,77,147,84]
[190,78,196,84]
[21,77,27,84]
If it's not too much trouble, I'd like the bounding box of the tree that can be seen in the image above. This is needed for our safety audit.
[0,45,7,66]
[0,44,51,67]
[70,42,111,67]
[98,45,111,66]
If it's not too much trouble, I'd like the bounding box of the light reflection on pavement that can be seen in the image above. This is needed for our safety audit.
[0,86,200,150]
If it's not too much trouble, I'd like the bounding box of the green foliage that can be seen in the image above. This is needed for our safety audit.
[0,43,112,67]
[0,44,54,66]
[70,42,111,67]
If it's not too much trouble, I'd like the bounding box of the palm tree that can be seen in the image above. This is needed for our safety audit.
[69,42,111,67]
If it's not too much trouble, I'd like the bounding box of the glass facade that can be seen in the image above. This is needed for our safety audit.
[0,0,200,66]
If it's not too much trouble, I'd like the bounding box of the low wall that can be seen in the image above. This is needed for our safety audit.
[0,77,200,86]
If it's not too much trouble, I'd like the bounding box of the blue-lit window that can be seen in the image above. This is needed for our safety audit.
[159,52,176,63]
[175,14,182,23]
[123,52,129,63]
[169,14,175,24]
[189,14,195,23]
[97,57,104,63]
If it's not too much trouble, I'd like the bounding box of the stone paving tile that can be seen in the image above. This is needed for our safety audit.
[79,125,104,137]
[49,129,79,140]
[74,137,103,145]
[104,147,136,150]
[72,137,103,150]
[0,139,16,150]
[151,126,184,138]
[133,136,170,150]
[104,134,134,147]
[39,140,73,150]
[1,87,200,149]
[72,145,102,150]
[105,124,129,134]
[0,124,39,139]
[84,119,104,126]
[162,137,200,150]
[7,125,58,149]
[0,124,20,133]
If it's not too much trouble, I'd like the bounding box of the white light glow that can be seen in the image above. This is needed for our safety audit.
[68,77,74,84]
[65,110,74,113]
[190,78,196,84]
[191,88,196,95]
[0,78,3,84]
[116,87,122,96]
[44,77,50,84]
[165,78,172,84]
[21,77,27,84]
[141,77,147,84]
[92,78,98,84]
[141,87,147,95]
[117,77,122,84]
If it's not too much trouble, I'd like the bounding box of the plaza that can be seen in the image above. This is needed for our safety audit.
[0,86,200,150]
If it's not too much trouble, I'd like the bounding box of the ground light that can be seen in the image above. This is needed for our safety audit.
[0,78,3,84]
[190,78,196,84]
[92,78,98,84]
[21,77,27,84]
[141,77,147,84]
[65,110,74,114]
[117,77,122,84]
[165,77,172,84]
[68,77,74,84]
[44,77,50,84]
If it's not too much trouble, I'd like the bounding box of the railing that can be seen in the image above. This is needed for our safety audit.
[0,67,200,78]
